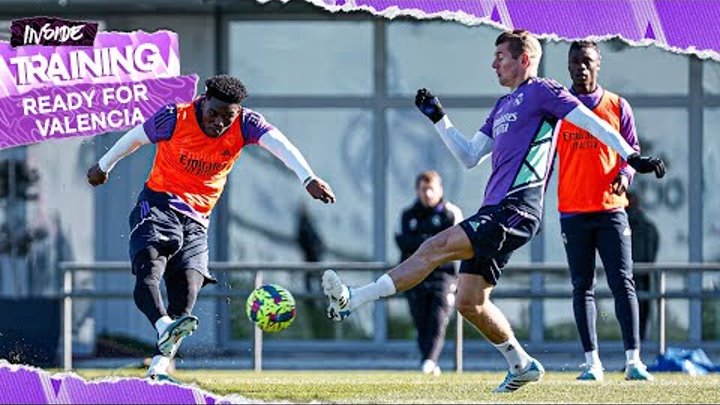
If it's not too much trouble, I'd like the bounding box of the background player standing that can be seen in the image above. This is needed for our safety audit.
[395,170,463,376]
[556,40,654,381]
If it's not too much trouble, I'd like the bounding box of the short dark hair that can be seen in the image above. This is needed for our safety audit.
[415,170,442,188]
[569,40,599,56]
[205,74,248,104]
[495,29,542,61]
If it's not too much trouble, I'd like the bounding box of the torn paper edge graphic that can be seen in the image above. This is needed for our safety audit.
[270,0,720,62]
[0,360,269,404]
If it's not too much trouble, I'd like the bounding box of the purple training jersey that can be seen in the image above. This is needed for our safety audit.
[478,77,581,217]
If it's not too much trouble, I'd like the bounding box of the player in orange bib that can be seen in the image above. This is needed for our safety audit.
[87,75,335,382]
[556,41,657,382]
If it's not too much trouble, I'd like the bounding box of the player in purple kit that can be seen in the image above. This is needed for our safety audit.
[320,30,666,393]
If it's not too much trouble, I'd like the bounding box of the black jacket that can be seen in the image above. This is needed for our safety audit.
[626,205,659,263]
[394,199,463,279]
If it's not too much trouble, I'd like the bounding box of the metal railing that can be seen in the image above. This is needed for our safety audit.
[58,261,720,372]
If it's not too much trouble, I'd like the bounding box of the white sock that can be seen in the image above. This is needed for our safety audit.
[147,355,171,376]
[349,274,396,311]
[421,359,436,374]
[626,349,641,364]
[154,316,173,336]
[493,336,531,373]
[585,350,602,367]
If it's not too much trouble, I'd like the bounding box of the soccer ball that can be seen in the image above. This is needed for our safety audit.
[245,284,297,333]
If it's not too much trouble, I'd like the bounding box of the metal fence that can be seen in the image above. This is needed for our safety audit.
[58,261,720,372]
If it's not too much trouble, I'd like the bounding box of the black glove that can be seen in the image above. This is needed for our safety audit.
[626,153,666,178]
[414,88,446,124]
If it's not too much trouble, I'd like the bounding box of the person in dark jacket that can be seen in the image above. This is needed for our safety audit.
[626,191,659,342]
[395,170,463,376]
[297,202,326,289]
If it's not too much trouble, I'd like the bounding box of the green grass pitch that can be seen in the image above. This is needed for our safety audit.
[75,369,720,404]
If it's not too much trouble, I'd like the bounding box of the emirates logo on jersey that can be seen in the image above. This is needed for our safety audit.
[179,153,228,176]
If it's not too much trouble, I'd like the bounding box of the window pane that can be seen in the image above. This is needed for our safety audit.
[703,108,720,340]
[226,108,374,341]
[632,108,690,342]
[544,40,689,95]
[543,273,572,341]
[543,173,565,263]
[704,108,720,261]
[21,139,97,354]
[703,59,720,95]
[387,21,506,96]
[227,108,373,262]
[228,21,373,96]
[632,109,689,261]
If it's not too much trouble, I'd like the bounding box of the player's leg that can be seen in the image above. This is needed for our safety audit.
[156,218,213,360]
[145,267,205,381]
[634,272,651,342]
[423,276,454,376]
[432,204,544,392]
[147,219,210,380]
[455,249,543,392]
[166,269,206,319]
[128,194,188,381]
[596,211,652,381]
[561,214,604,381]
[457,270,544,393]
[323,223,473,320]
[131,246,184,381]
[129,197,184,344]
[132,246,170,329]
[406,283,432,372]
[132,246,182,382]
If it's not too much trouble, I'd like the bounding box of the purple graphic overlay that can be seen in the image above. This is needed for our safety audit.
[0,75,197,150]
[10,17,99,48]
[0,362,239,404]
[312,0,720,58]
[0,30,180,97]
[0,365,51,404]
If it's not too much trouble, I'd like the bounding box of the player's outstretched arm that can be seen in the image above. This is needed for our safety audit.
[87,124,151,187]
[305,177,336,204]
[258,128,336,204]
[564,105,666,178]
[415,88,493,168]
[614,98,640,191]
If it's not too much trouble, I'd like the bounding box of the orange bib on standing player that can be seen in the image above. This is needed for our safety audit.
[556,90,628,213]
[146,101,244,216]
